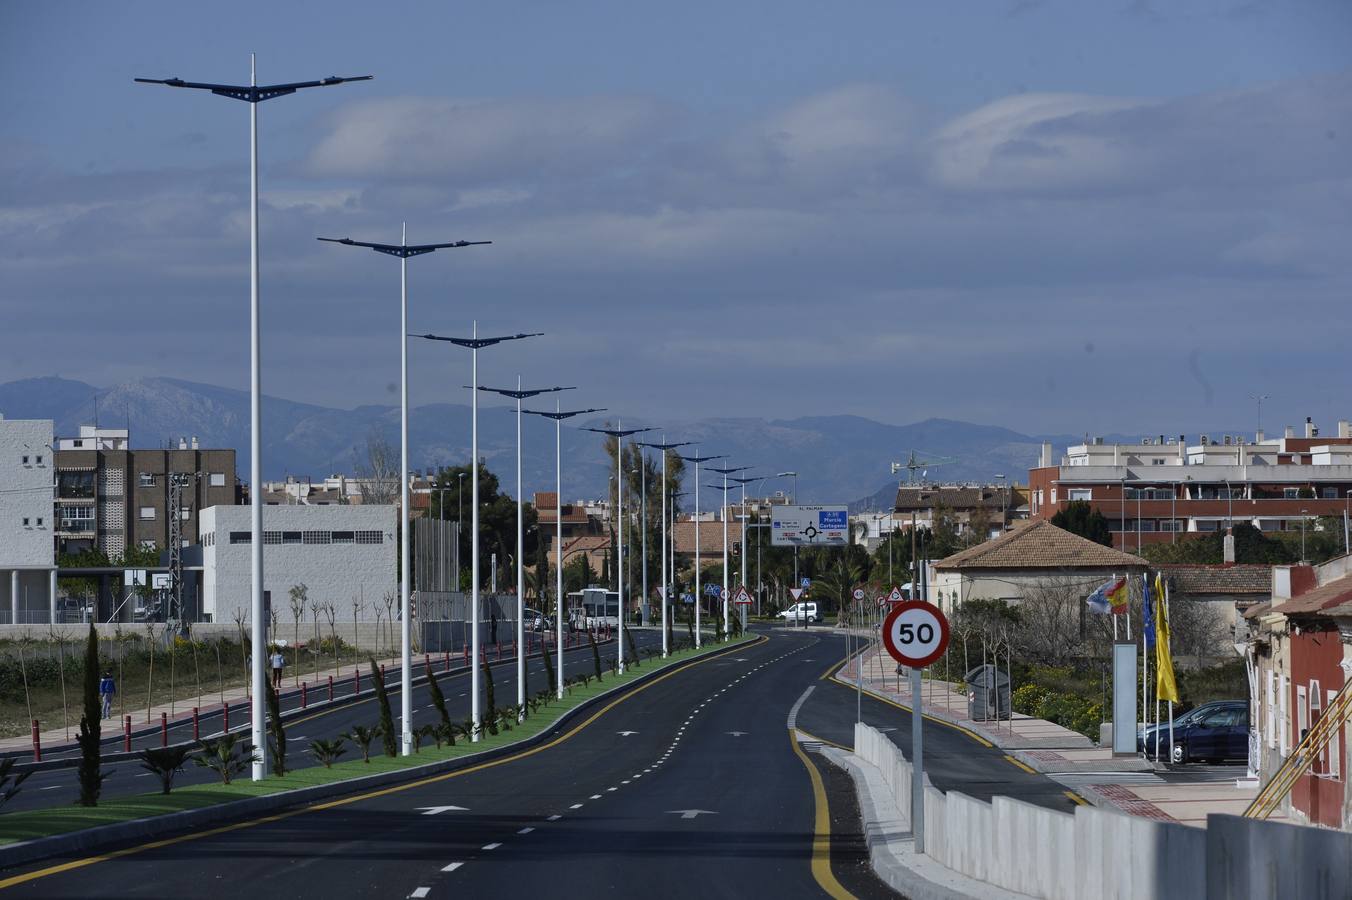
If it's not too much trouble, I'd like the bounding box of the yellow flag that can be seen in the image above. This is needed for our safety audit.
[1155,575,1179,703]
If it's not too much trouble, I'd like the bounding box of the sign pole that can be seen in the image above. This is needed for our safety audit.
[911,663,924,853]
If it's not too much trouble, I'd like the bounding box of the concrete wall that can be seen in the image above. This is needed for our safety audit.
[0,418,55,568]
[853,722,1349,900]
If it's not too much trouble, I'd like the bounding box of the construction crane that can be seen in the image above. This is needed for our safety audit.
[890,449,957,485]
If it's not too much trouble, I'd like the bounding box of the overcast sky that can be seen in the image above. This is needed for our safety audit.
[2,1,1350,436]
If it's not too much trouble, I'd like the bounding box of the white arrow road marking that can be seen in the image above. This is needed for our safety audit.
[617,731,638,736]
[668,809,718,819]
[727,731,748,737]
[417,806,468,815]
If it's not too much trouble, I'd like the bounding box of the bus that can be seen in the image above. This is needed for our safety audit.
[567,587,619,629]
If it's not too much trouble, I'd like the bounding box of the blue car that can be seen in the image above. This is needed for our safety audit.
[1138,700,1248,764]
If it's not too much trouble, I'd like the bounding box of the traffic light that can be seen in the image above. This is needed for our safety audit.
[732,541,741,555]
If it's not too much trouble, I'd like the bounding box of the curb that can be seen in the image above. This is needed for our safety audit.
[7,637,620,772]
[0,635,759,872]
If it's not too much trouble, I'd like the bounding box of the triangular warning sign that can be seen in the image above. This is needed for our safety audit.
[789,588,804,601]
[733,585,752,604]
[888,586,904,603]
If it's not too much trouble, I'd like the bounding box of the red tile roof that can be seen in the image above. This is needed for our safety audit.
[934,519,1148,570]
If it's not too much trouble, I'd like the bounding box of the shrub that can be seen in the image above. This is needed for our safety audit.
[482,653,498,736]
[342,725,378,763]
[0,757,30,809]
[1012,684,1050,716]
[76,622,107,807]
[587,628,603,682]
[309,738,346,768]
[196,734,250,784]
[369,658,398,757]
[139,745,193,795]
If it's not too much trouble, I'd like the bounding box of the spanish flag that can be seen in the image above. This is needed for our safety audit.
[1155,575,1179,703]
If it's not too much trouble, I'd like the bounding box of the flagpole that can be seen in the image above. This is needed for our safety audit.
[1142,573,1148,757]
[1166,579,1175,761]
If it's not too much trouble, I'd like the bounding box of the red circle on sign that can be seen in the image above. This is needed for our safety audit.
[881,601,951,669]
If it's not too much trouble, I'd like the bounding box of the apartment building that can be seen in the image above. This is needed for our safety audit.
[1029,417,1352,551]
[54,426,238,558]
[0,416,57,623]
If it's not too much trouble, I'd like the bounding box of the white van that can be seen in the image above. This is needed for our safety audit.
[779,601,819,623]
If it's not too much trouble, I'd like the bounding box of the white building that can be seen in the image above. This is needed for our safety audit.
[0,416,57,623]
[200,505,397,625]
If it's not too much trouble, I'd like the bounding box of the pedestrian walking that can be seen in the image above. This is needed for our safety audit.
[98,670,116,719]
[270,647,285,689]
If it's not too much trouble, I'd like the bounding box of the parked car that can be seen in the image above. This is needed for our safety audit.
[778,601,820,623]
[1138,700,1248,764]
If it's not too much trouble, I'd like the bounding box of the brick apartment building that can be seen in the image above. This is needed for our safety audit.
[54,425,238,558]
[1029,417,1352,551]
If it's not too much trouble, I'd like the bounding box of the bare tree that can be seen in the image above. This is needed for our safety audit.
[1014,577,1086,666]
[354,432,400,506]
[1167,594,1230,666]
[351,593,367,663]
[288,584,308,686]
[381,590,398,659]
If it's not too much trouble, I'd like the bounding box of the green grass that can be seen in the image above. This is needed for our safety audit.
[0,636,754,846]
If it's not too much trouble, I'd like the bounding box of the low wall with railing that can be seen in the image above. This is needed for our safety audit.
[853,722,1350,900]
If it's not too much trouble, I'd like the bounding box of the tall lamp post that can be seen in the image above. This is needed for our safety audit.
[707,465,751,635]
[678,452,725,647]
[584,424,655,673]
[137,59,371,781]
[476,381,574,716]
[638,440,691,657]
[414,325,539,739]
[318,227,488,756]
[524,402,605,698]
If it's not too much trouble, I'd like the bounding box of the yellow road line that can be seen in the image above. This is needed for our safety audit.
[1003,754,1036,774]
[0,635,766,892]
[788,730,856,900]
[1064,790,1089,806]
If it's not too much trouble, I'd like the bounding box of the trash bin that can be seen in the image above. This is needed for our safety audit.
[965,664,1010,721]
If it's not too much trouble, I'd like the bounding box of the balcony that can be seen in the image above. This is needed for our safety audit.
[56,519,96,534]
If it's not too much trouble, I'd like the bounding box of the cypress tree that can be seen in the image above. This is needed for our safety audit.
[541,637,556,695]
[625,627,641,669]
[265,677,286,776]
[369,657,397,757]
[482,652,498,735]
[76,622,106,806]
[426,667,452,731]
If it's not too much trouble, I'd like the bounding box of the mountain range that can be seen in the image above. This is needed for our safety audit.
[0,375,1133,507]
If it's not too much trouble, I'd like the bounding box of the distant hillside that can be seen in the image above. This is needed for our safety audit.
[0,375,1186,504]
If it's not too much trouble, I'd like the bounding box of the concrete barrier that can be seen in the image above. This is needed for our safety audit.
[851,722,1349,900]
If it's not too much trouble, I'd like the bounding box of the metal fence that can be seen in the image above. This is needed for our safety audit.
[417,590,519,653]
[413,518,460,593]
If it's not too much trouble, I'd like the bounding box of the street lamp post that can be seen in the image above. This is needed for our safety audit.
[524,402,605,698]
[707,465,750,636]
[318,227,488,756]
[137,59,371,781]
[584,424,655,673]
[414,325,539,739]
[732,475,763,630]
[640,442,691,656]
[678,453,725,647]
[475,381,574,718]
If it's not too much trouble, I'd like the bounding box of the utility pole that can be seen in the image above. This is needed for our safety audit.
[680,453,725,647]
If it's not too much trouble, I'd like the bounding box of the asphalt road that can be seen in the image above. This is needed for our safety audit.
[2,630,663,814]
[1,629,1082,898]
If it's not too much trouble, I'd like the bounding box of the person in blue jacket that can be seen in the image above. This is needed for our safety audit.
[99,670,116,719]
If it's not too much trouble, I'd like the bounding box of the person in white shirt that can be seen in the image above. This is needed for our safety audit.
[270,648,285,689]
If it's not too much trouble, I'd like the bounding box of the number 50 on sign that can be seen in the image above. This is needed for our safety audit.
[881,601,950,669]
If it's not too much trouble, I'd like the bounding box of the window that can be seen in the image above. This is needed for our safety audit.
[1069,489,1092,501]
[355,530,383,544]
[332,531,355,543]
[1266,672,1276,750]
[1151,458,1165,465]
[263,531,282,545]
[1159,519,1184,532]
[281,531,302,544]
[1297,685,1308,746]
[139,472,156,487]
[1322,487,1337,499]
[1196,520,1220,532]
[210,473,226,487]
[303,531,331,545]
[1310,682,1323,773]
[1136,521,1157,532]
[73,439,84,448]
[1280,675,1290,756]
[1283,487,1299,499]
[35,455,42,465]
[22,517,30,527]
[139,506,156,520]
[229,531,251,544]
[180,509,191,520]
[36,517,43,527]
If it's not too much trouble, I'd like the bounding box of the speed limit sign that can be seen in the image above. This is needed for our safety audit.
[881,601,950,669]
[852,587,865,601]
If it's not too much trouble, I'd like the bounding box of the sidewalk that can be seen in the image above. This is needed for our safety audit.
[1,628,603,759]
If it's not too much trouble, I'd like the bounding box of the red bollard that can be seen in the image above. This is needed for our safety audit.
[301,682,308,709]
[328,674,334,701]
[223,703,230,734]
[31,720,41,762]
[354,667,361,694]
[193,707,200,741]
[124,714,132,751]
[160,712,168,748]
[463,644,469,666]
[424,653,430,677]
[444,650,450,672]
[496,642,502,661]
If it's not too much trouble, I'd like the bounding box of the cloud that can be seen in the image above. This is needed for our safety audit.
[306,95,678,182]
